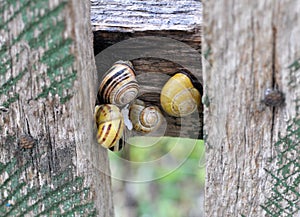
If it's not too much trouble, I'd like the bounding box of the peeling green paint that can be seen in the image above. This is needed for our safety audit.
[12,2,67,45]
[0,1,91,215]
[288,58,300,73]
[0,70,27,96]
[260,118,300,216]
[0,0,77,108]
[0,0,32,31]
[288,58,300,116]
[0,160,97,216]
[28,21,66,49]
[203,46,211,60]
[1,94,19,109]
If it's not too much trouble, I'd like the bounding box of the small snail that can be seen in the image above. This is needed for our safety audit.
[129,99,163,133]
[262,88,285,107]
[160,71,201,117]
[95,104,124,151]
[98,60,139,107]
[19,134,36,149]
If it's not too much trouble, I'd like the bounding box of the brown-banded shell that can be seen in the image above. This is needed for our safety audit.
[19,134,35,149]
[160,71,201,117]
[98,60,139,107]
[94,104,124,151]
[129,99,163,133]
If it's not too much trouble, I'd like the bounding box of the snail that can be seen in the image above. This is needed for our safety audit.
[262,88,285,107]
[94,104,124,151]
[160,71,201,117]
[98,60,139,107]
[19,134,36,149]
[129,99,163,133]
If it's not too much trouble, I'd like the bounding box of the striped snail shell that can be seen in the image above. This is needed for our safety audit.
[160,71,201,117]
[98,60,139,107]
[19,134,36,149]
[95,104,124,151]
[129,99,163,133]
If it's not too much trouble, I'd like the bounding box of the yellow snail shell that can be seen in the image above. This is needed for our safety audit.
[129,99,163,133]
[98,60,139,107]
[94,104,124,151]
[160,72,201,117]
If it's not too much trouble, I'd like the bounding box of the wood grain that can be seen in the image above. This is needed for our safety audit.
[91,0,202,32]
[203,1,300,216]
[0,1,114,216]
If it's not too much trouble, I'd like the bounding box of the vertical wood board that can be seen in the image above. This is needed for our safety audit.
[203,1,300,216]
[0,1,114,216]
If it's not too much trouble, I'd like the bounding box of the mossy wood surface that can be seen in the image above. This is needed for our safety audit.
[0,1,113,216]
[92,0,203,139]
[203,1,300,216]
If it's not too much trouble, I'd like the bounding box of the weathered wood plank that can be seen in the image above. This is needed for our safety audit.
[203,0,300,216]
[91,0,202,32]
[0,1,114,216]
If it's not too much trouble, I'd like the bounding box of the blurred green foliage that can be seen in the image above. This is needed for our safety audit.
[109,137,205,217]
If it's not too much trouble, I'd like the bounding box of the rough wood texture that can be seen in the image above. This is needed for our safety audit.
[92,0,203,139]
[91,0,202,32]
[0,1,113,216]
[203,1,300,216]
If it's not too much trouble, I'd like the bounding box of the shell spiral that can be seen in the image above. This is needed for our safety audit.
[94,104,124,151]
[129,99,163,133]
[98,61,139,107]
[160,72,201,117]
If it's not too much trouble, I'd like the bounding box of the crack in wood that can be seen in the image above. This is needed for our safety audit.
[235,168,240,211]
[271,26,277,88]
[270,25,278,147]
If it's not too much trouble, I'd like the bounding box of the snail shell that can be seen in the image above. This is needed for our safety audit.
[95,104,124,151]
[262,88,285,107]
[129,99,163,133]
[19,134,36,149]
[160,72,201,117]
[98,60,139,107]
